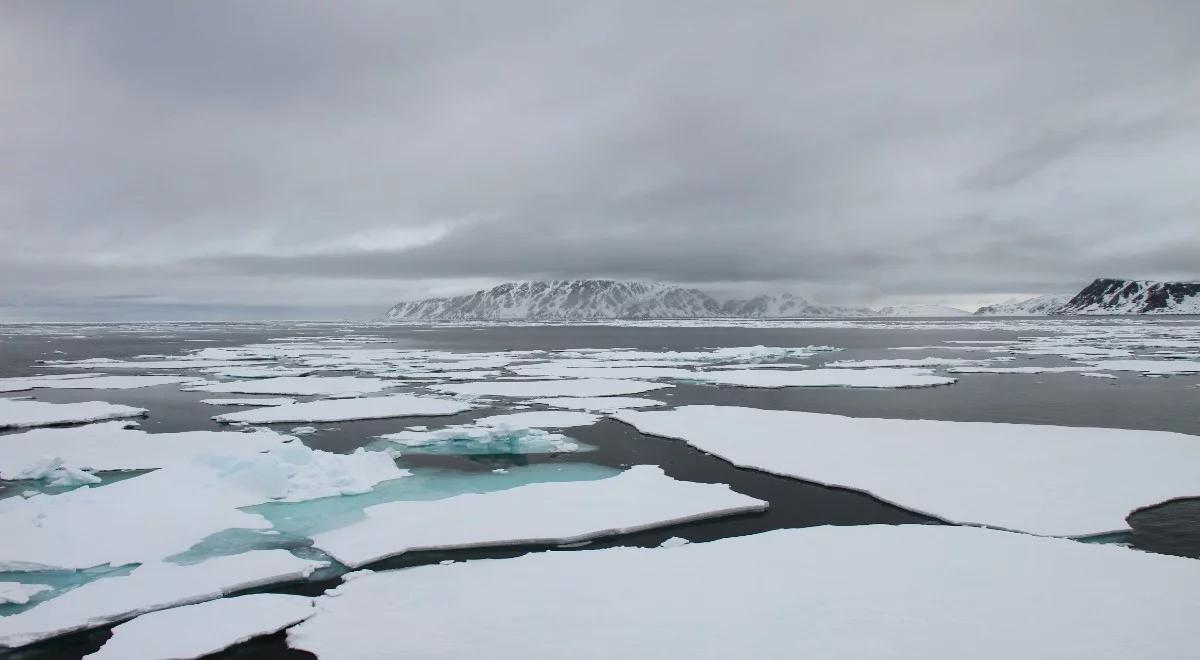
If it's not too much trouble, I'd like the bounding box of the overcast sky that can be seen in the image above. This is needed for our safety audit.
[3,2,1199,320]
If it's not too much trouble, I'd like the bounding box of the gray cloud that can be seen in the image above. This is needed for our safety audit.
[3,1,1200,319]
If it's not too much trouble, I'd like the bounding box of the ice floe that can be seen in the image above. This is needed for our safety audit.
[0,375,203,393]
[288,525,1200,660]
[309,465,766,567]
[471,411,600,429]
[0,422,291,478]
[1081,359,1200,375]
[186,376,393,397]
[430,379,671,398]
[0,551,324,648]
[87,593,315,660]
[530,396,666,412]
[0,443,405,569]
[199,397,297,406]
[615,406,1200,536]
[380,426,589,455]
[0,582,51,605]
[690,368,956,389]
[0,399,147,430]
[213,394,472,424]
[825,357,992,368]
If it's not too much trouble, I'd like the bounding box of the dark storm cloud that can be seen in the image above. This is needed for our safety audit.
[3,1,1200,319]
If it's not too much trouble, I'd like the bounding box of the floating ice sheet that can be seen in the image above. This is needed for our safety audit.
[471,411,600,429]
[0,375,203,393]
[200,397,297,406]
[0,399,147,430]
[530,396,666,412]
[689,368,956,389]
[213,394,472,424]
[0,551,325,648]
[616,405,1200,536]
[310,465,766,568]
[0,582,50,605]
[186,376,393,397]
[381,426,590,455]
[826,357,992,368]
[87,593,315,660]
[288,526,1200,660]
[430,379,671,398]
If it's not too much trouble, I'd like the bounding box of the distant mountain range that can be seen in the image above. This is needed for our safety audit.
[385,278,1200,321]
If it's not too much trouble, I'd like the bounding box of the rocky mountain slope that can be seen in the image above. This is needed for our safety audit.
[1056,278,1200,315]
[974,294,1072,316]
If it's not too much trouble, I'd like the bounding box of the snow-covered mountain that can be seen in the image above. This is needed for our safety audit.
[974,294,1071,316]
[385,280,875,320]
[1056,278,1200,315]
[872,304,970,317]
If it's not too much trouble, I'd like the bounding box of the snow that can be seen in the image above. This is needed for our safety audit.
[0,375,203,393]
[0,399,147,430]
[825,357,990,368]
[288,525,1200,660]
[0,582,51,605]
[947,366,1100,374]
[690,368,956,389]
[530,396,666,412]
[87,594,315,660]
[430,378,672,398]
[510,364,698,379]
[872,304,970,317]
[200,397,297,406]
[615,406,1200,536]
[380,426,588,455]
[186,376,393,396]
[0,551,325,648]
[309,465,766,567]
[0,422,291,478]
[0,443,405,570]
[204,366,315,378]
[5,457,101,486]
[40,358,270,370]
[1082,372,1119,379]
[1081,359,1200,375]
[214,394,472,424]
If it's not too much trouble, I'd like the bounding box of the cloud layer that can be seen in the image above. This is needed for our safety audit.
[3,2,1200,318]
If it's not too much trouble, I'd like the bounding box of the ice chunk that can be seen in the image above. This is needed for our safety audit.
[87,593,315,660]
[472,411,600,429]
[213,394,472,424]
[379,426,590,456]
[0,422,291,478]
[6,457,102,487]
[0,551,324,648]
[0,582,51,605]
[530,396,666,412]
[1081,359,1200,375]
[431,379,671,398]
[616,406,1200,536]
[204,366,315,378]
[690,368,956,388]
[0,399,146,430]
[309,465,766,568]
[288,526,1200,660]
[826,357,992,368]
[186,376,393,396]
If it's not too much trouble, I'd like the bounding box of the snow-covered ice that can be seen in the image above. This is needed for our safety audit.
[690,368,956,389]
[0,443,405,570]
[616,406,1200,536]
[530,396,666,412]
[200,397,297,406]
[0,422,291,478]
[0,582,51,605]
[214,394,472,424]
[1081,359,1200,375]
[0,551,325,648]
[825,357,991,368]
[430,379,671,398]
[289,525,1200,660]
[0,375,203,393]
[309,465,766,567]
[471,411,600,429]
[0,399,147,430]
[186,376,393,397]
[380,425,588,455]
[87,593,315,660]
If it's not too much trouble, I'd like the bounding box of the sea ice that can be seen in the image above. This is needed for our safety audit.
[0,399,147,430]
[0,582,51,605]
[825,357,991,368]
[690,368,956,389]
[213,394,472,424]
[0,551,324,648]
[430,379,671,398]
[288,525,1200,660]
[204,366,315,378]
[530,396,666,412]
[309,465,766,567]
[380,426,589,455]
[0,375,203,393]
[186,376,393,397]
[87,593,315,660]
[616,406,1200,536]
[200,397,297,406]
[471,411,600,429]
[1081,359,1200,375]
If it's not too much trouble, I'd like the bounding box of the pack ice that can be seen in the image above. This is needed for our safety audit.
[213,394,472,424]
[616,406,1200,536]
[0,398,147,430]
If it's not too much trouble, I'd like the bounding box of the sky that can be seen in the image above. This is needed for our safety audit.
[2,1,1199,320]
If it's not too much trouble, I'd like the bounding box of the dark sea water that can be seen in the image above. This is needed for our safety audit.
[2,320,1199,659]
